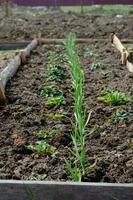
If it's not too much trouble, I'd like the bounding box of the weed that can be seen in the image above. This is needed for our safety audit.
[98,89,130,105]
[33,129,60,139]
[40,85,63,97]
[27,141,56,154]
[112,108,133,122]
[45,96,65,107]
[91,62,105,70]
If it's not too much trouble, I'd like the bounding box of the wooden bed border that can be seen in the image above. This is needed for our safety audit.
[0,180,133,200]
[111,33,133,72]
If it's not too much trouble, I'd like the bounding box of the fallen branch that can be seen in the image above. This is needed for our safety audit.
[111,33,133,72]
[0,39,38,101]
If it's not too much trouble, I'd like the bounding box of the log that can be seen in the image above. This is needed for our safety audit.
[0,55,21,89]
[0,180,132,200]
[21,39,38,57]
[0,39,38,101]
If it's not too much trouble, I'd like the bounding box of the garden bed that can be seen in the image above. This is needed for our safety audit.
[0,11,133,183]
[0,39,133,183]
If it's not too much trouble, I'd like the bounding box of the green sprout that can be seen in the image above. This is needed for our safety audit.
[83,48,97,57]
[112,108,133,122]
[27,141,56,154]
[40,85,63,97]
[30,174,47,181]
[100,85,112,93]
[65,32,95,181]
[45,96,65,107]
[101,70,112,78]
[33,129,60,139]
[98,89,130,105]
[90,62,105,70]
[47,64,66,82]
[46,110,67,121]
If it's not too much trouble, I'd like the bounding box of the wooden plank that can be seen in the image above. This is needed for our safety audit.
[0,181,132,200]
[0,42,29,51]
[112,34,133,72]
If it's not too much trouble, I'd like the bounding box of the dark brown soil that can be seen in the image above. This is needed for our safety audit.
[0,12,133,183]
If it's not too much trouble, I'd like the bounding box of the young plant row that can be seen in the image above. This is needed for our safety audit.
[27,48,67,158]
[64,33,95,181]
[84,45,132,122]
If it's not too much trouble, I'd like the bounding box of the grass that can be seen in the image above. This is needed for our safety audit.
[27,141,56,154]
[98,88,130,105]
[65,32,95,181]
[45,96,65,107]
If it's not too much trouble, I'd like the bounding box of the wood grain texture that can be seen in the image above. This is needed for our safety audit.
[0,181,133,200]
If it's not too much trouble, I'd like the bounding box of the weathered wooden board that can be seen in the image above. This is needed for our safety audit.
[0,181,133,200]
[0,42,29,51]
[112,34,133,72]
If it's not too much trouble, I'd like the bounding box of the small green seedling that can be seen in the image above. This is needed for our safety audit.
[101,70,112,78]
[83,48,97,57]
[65,159,82,182]
[27,141,56,154]
[47,64,66,82]
[30,174,47,181]
[112,108,133,122]
[46,110,67,121]
[40,85,63,97]
[100,85,112,93]
[48,51,67,64]
[45,96,65,107]
[98,90,130,105]
[33,129,60,139]
[91,62,105,70]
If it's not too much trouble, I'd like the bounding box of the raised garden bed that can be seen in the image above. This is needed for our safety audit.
[0,12,133,199]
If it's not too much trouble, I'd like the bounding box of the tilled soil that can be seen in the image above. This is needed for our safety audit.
[0,12,133,182]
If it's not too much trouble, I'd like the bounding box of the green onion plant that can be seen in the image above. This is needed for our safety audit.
[64,33,95,181]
